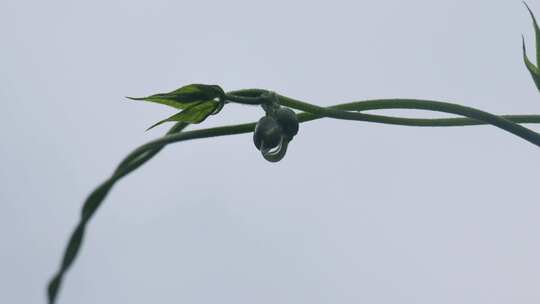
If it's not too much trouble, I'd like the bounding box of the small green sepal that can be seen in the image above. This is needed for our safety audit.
[127,84,224,109]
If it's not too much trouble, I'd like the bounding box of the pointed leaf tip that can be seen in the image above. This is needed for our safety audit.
[524,2,538,24]
[524,2,540,64]
[523,3,540,93]
[145,100,221,131]
[127,84,224,110]
[126,96,143,101]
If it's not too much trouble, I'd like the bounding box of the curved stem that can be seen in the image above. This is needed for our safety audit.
[277,95,540,147]
[115,122,190,174]
[223,90,271,105]
[47,122,190,304]
[298,99,540,126]
[47,93,540,304]
[229,89,540,127]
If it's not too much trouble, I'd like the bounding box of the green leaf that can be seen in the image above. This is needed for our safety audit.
[523,3,540,93]
[523,36,540,92]
[127,84,224,110]
[146,100,220,130]
[525,2,540,64]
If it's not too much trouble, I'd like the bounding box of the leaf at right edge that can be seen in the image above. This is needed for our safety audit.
[523,36,540,93]
[524,2,540,65]
[146,100,220,131]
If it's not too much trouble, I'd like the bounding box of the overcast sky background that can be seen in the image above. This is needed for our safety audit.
[2,0,540,303]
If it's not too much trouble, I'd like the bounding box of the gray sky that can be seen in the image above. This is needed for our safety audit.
[2,0,540,303]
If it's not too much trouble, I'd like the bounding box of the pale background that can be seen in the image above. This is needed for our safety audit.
[2,0,540,303]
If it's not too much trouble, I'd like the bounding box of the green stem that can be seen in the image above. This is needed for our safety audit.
[278,95,540,147]
[229,88,540,128]
[298,99,540,126]
[47,94,540,304]
[47,122,190,304]
[115,122,190,173]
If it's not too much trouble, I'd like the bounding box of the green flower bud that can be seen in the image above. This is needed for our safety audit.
[275,107,299,139]
[253,116,284,150]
